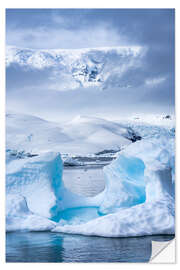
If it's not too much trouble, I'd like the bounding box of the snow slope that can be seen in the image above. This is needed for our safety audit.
[6,112,137,155]
[6,112,70,154]
[6,45,145,90]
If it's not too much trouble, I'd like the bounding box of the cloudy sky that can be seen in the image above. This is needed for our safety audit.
[6,9,175,121]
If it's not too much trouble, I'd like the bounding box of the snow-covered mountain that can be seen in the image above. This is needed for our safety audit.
[6,112,174,158]
[6,45,145,90]
[6,112,140,156]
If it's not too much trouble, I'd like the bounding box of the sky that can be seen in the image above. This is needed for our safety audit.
[6,9,175,122]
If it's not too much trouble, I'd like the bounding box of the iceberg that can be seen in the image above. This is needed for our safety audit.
[6,152,101,229]
[6,125,175,236]
[6,152,64,218]
[53,198,174,237]
[63,157,83,166]
[53,136,175,237]
[6,194,56,231]
[98,155,146,214]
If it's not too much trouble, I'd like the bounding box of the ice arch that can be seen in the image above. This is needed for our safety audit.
[53,137,175,236]
[6,135,175,236]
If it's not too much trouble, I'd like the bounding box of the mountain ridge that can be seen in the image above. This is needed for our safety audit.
[6,45,145,90]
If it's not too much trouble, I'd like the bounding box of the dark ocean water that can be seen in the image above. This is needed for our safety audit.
[6,232,174,263]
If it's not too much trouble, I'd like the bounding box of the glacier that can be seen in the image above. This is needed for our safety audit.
[6,120,175,237]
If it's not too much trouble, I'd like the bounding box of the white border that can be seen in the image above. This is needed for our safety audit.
[0,4,5,265]
[1,0,178,8]
[0,1,179,269]
[150,239,175,263]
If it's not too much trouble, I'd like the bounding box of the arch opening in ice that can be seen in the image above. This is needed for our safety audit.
[6,134,175,236]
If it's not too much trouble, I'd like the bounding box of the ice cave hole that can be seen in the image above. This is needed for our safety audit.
[51,156,146,225]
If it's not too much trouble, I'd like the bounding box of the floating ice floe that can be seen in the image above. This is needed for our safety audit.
[63,157,84,166]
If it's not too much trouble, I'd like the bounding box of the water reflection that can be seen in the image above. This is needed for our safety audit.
[6,232,174,263]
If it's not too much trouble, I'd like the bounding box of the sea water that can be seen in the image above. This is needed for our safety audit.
[6,232,174,262]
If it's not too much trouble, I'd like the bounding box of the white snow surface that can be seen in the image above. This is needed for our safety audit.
[6,112,133,155]
[6,117,175,236]
[6,194,56,232]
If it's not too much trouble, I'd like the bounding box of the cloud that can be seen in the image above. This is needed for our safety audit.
[6,22,129,50]
[6,9,175,120]
[145,77,166,86]
[51,10,93,29]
